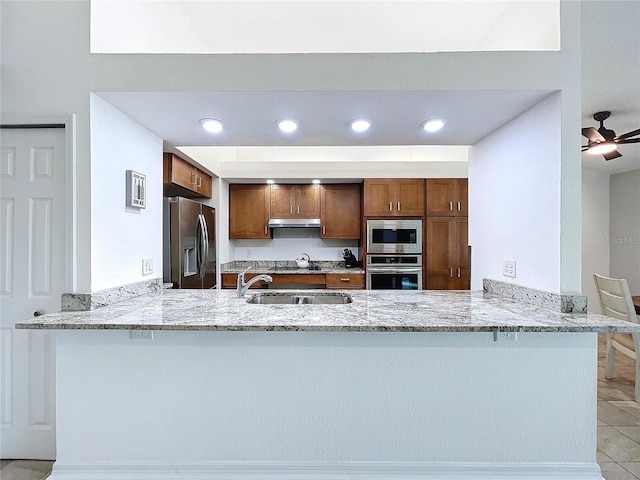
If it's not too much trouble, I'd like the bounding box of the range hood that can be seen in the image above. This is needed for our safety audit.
[268,218,321,228]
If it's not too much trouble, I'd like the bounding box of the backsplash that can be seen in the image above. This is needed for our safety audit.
[231,228,359,261]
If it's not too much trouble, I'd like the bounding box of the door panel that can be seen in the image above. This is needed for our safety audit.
[295,185,320,218]
[1,127,66,459]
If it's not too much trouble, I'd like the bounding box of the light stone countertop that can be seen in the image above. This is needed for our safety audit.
[220,260,364,275]
[15,289,640,333]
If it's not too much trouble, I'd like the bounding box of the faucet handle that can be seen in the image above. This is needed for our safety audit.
[241,266,252,276]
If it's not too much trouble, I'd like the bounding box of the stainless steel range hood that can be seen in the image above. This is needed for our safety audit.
[268,218,321,228]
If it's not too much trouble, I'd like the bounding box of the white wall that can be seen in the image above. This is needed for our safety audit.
[0,0,92,291]
[90,95,163,291]
[610,169,640,295]
[582,169,610,313]
[469,92,561,292]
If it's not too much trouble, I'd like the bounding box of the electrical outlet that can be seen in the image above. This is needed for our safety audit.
[130,330,153,340]
[494,331,518,342]
[338,249,344,259]
[245,249,252,258]
[142,258,153,275]
[503,259,516,278]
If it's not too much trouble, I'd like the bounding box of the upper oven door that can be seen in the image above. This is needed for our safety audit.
[366,219,422,254]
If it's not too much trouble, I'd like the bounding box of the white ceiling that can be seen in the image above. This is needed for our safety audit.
[93,0,640,174]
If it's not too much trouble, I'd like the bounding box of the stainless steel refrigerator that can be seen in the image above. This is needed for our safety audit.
[163,197,216,289]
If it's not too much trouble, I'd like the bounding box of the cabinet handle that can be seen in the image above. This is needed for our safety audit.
[322,226,326,235]
[457,268,461,278]
[340,278,350,282]
[290,206,293,215]
[297,206,300,215]
[264,226,268,235]
[197,176,202,187]
[457,201,461,211]
[450,268,454,278]
[397,201,400,211]
[191,173,197,186]
[449,201,453,211]
[389,202,392,211]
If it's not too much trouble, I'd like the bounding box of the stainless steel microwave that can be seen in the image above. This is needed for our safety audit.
[366,219,422,254]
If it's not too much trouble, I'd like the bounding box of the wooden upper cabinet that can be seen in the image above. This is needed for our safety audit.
[426,178,468,216]
[163,153,212,198]
[229,184,271,239]
[320,184,361,239]
[395,179,425,216]
[363,179,424,216]
[269,184,320,218]
[270,185,296,218]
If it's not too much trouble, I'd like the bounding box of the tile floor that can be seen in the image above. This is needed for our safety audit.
[2,334,639,480]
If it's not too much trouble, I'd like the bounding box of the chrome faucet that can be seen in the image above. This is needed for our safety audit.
[237,266,273,297]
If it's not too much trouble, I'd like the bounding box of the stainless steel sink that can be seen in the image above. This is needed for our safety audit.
[246,292,353,305]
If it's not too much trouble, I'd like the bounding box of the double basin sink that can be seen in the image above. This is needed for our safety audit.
[246,292,353,305]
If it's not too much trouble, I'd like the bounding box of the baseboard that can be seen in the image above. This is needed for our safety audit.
[49,461,603,480]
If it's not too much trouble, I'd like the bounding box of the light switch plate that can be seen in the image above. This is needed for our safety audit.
[142,258,153,275]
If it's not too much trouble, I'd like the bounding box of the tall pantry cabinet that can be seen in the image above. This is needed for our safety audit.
[425,179,469,290]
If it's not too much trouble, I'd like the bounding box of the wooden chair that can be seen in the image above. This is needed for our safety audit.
[593,274,640,401]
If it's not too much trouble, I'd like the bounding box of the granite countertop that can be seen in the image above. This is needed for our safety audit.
[220,260,364,275]
[15,289,640,333]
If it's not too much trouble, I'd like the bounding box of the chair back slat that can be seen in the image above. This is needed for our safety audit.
[594,274,638,325]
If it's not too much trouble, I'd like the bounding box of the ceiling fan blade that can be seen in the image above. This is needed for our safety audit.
[615,128,640,141]
[582,127,605,142]
[603,150,622,161]
[616,138,640,144]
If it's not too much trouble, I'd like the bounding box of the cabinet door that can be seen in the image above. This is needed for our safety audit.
[229,184,271,239]
[320,184,361,239]
[326,274,365,289]
[194,171,212,198]
[426,179,456,216]
[455,179,468,216]
[269,185,295,218]
[296,185,321,218]
[452,218,470,289]
[395,179,424,216]
[425,217,456,289]
[363,179,394,216]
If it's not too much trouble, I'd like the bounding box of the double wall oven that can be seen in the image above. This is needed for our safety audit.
[366,219,422,290]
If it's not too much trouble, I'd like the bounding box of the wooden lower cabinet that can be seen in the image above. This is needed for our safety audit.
[425,217,469,290]
[325,273,365,289]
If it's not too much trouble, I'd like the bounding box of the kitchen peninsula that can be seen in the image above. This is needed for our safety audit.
[17,288,640,480]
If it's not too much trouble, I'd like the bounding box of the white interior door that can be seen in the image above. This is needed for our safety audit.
[0,127,67,459]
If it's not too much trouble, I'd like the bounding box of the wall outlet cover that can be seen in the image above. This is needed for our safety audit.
[503,259,516,278]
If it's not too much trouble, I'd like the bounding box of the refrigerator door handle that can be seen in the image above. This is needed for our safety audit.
[200,213,209,278]
[197,214,207,279]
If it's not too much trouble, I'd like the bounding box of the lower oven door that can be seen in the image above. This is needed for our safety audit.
[366,268,422,290]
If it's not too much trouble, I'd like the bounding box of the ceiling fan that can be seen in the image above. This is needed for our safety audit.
[582,111,640,160]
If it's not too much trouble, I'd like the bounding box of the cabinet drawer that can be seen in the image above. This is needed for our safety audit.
[325,274,365,289]
[270,274,326,285]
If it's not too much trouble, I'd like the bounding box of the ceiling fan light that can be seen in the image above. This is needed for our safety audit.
[422,117,447,133]
[587,142,617,155]
[200,118,224,133]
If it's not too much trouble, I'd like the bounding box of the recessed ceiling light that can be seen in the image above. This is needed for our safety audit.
[312,179,321,184]
[277,119,298,133]
[266,179,275,184]
[200,118,224,133]
[421,117,447,133]
[349,118,371,133]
